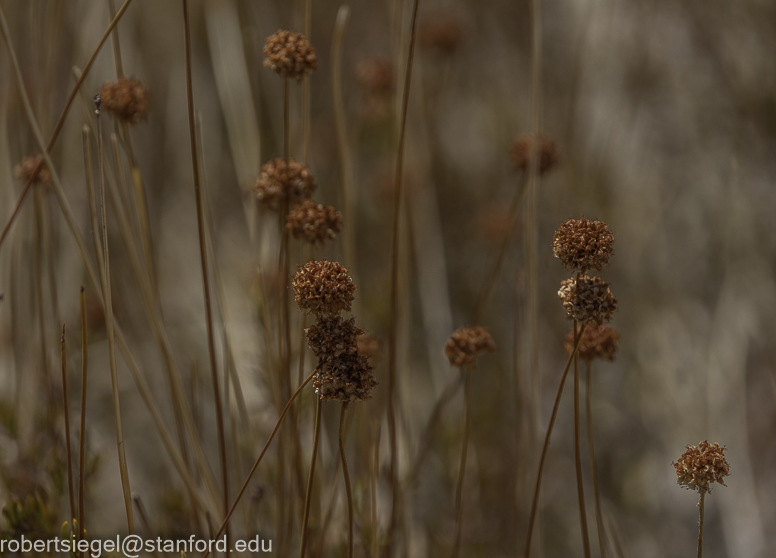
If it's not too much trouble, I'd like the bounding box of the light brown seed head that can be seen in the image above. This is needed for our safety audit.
[286,200,343,245]
[673,441,730,493]
[444,326,497,369]
[357,332,381,362]
[419,12,463,55]
[313,353,378,403]
[305,315,362,360]
[553,218,614,273]
[263,30,317,80]
[558,275,617,325]
[509,135,559,175]
[355,57,394,95]
[14,154,51,186]
[255,158,316,211]
[292,260,355,317]
[564,324,620,363]
[99,77,149,124]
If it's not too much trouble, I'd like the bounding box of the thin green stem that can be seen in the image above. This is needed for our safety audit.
[340,403,354,558]
[299,397,323,558]
[451,369,473,558]
[587,361,606,558]
[697,489,706,558]
[573,321,591,558]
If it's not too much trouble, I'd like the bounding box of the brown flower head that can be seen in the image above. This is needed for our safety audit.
[286,200,343,245]
[255,158,316,210]
[14,155,51,186]
[509,135,559,175]
[419,13,463,55]
[263,30,317,80]
[356,57,394,95]
[553,218,614,273]
[292,260,356,317]
[445,326,497,368]
[99,77,149,124]
[558,274,617,325]
[357,332,381,362]
[673,441,730,493]
[564,324,620,363]
[314,353,378,402]
[305,315,362,359]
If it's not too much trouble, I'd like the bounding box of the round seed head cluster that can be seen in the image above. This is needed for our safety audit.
[553,218,614,272]
[99,77,149,124]
[292,260,355,317]
[14,154,51,186]
[509,135,559,175]
[263,30,317,80]
[564,324,620,363]
[673,441,730,493]
[445,326,496,368]
[419,13,463,55]
[558,275,617,325]
[255,158,316,210]
[305,315,362,359]
[356,57,394,94]
[286,200,343,245]
[314,353,377,403]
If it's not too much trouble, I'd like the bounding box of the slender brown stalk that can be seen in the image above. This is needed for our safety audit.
[451,369,473,558]
[132,495,163,558]
[299,397,323,558]
[523,324,586,558]
[587,361,606,558]
[697,489,706,558]
[61,325,76,525]
[78,286,88,558]
[573,321,592,558]
[340,403,354,558]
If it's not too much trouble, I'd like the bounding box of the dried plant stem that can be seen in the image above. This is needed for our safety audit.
[524,324,586,558]
[182,0,230,541]
[303,0,311,165]
[451,369,473,558]
[586,361,606,558]
[340,403,354,558]
[697,489,706,558]
[78,286,88,558]
[61,325,76,524]
[132,495,163,558]
[573,322,592,558]
[299,397,323,558]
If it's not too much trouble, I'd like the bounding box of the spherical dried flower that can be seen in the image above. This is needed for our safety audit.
[564,324,620,363]
[314,353,378,402]
[255,158,316,211]
[553,218,614,273]
[445,326,497,368]
[292,260,356,316]
[356,57,394,94]
[286,200,343,245]
[14,154,51,186]
[419,13,463,55]
[673,441,730,493]
[305,315,362,359]
[509,135,559,175]
[558,275,617,325]
[99,77,149,124]
[263,30,317,80]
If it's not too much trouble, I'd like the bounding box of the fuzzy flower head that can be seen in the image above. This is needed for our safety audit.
[553,218,614,273]
[255,158,316,211]
[305,315,362,359]
[263,30,317,80]
[445,326,496,369]
[673,441,730,493]
[509,135,559,175]
[558,274,617,325]
[356,57,394,95]
[99,77,149,124]
[314,353,377,403]
[419,12,463,56]
[286,200,343,245]
[14,155,51,186]
[564,324,620,363]
[292,260,355,317]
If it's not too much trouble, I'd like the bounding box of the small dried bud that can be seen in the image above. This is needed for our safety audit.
[292,260,356,317]
[14,155,51,186]
[356,57,394,94]
[305,315,362,359]
[99,77,149,124]
[564,324,620,363]
[419,13,463,55]
[509,135,559,175]
[357,332,381,362]
[673,441,730,493]
[558,275,617,325]
[553,218,614,273]
[286,200,343,245]
[314,353,378,402]
[445,326,496,368]
[255,158,316,211]
[263,30,317,80]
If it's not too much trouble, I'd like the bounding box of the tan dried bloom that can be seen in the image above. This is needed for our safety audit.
[356,57,394,94]
[509,135,559,175]
[673,441,730,493]
[357,332,381,361]
[286,200,343,245]
[564,324,620,363]
[445,326,496,368]
[14,155,51,186]
[255,158,316,211]
[292,260,355,317]
[99,77,149,124]
[305,315,362,359]
[419,13,463,55]
[553,218,614,273]
[263,30,317,80]
[558,274,617,325]
[314,353,377,402]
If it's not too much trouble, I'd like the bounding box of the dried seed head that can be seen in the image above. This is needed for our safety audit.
[357,332,381,362]
[553,218,614,273]
[445,326,497,368]
[255,158,316,210]
[305,315,362,359]
[356,57,394,95]
[673,441,730,493]
[419,13,463,55]
[99,77,149,124]
[509,135,559,175]
[558,275,617,325]
[292,260,356,317]
[313,353,378,402]
[14,155,51,186]
[286,200,343,245]
[263,30,317,80]
[564,324,620,363]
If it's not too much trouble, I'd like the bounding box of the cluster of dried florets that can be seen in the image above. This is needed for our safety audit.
[509,135,559,175]
[99,77,149,124]
[553,218,614,273]
[292,260,355,317]
[558,275,617,325]
[286,200,343,245]
[263,30,317,80]
[254,158,316,211]
[14,154,51,186]
[355,57,394,94]
[564,324,620,363]
[673,441,730,493]
[445,326,496,369]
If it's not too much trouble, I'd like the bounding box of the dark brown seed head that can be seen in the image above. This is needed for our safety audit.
[99,77,149,124]
[263,30,317,80]
[564,324,620,363]
[286,200,343,245]
[419,13,463,55]
[313,353,378,403]
[673,441,730,493]
[255,158,316,211]
[305,315,362,360]
[444,326,496,369]
[509,135,559,175]
[553,218,614,273]
[558,275,617,325]
[292,260,355,317]
[356,57,394,95]
[14,154,51,186]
